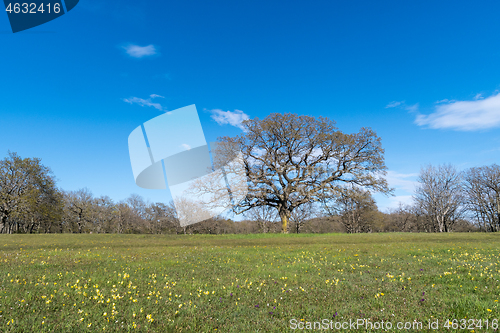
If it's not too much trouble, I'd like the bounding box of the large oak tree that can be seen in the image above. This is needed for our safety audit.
[196,113,392,233]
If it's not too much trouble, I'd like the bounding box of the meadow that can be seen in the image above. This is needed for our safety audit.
[0,233,498,332]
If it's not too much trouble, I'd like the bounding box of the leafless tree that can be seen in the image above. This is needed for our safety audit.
[322,185,377,233]
[192,113,392,233]
[289,202,319,233]
[90,196,116,233]
[63,188,95,233]
[385,203,418,232]
[171,196,214,233]
[123,194,153,233]
[144,202,178,234]
[245,205,278,233]
[413,164,464,232]
[113,202,133,234]
[463,164,500,232]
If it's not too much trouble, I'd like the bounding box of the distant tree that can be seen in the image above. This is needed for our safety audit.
[91,196,116,233]
[145,202,178,234]
[231,219,262,234]
[114,202,135,234]
[215,217,237,234]
[171,197,213,234]
[0,152,61,234]
[193,113,392,233]
[125,194,148,219]
[299,215,345,233]
[413,164,464,232]
[29,187,64,233]
[63,188,95,233]
[322,186,378,233]
[245,205,278,233]
[463,164,500,232]
[123,194,151,233]
[365,209,390,232]
[386,203,417,232]
[289,201,319,233]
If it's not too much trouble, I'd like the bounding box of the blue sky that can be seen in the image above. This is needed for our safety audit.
[2,0,500,214]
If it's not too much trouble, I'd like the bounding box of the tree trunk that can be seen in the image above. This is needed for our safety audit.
[258,220,267,234]
[279,210,289,234]
[496,193,500,232]
[0,215,6,234]
[29,223,36,234]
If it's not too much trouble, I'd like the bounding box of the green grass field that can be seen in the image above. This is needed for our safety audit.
[0,233,499,332]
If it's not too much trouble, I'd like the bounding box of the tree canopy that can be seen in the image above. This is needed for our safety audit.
[197,113,392,233]
[0,151,62,233]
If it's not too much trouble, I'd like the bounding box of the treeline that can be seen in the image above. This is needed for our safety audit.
[322,164,499,234]
[0,152,498,234]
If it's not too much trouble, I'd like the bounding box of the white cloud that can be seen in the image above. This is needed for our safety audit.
[436,99,455,104]
[150,94,164,99]
[385,100,418,113]
[415,93,500,131]
[180,143,191,150]
[385,101,403,108]
[404,103,419,113]
[123,96,165,111]
[374,170,419,212]
[209,109,250,131]
[123,44,157,58]
[374,171,418,212]
[385,170,418,192]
